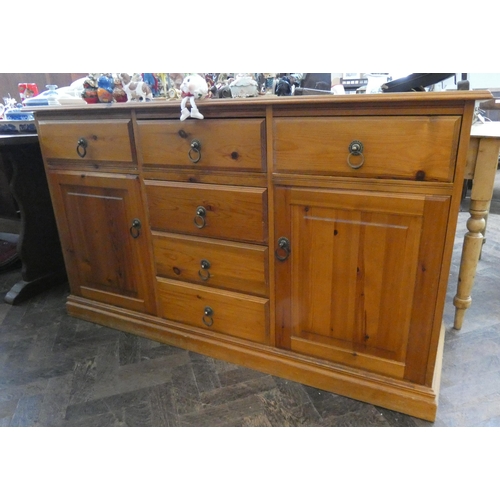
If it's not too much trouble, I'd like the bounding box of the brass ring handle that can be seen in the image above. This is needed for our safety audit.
[198,259,211,281]
[188,139,202,163]
[347,152,365,169]
[130,218,142,238]
[202,306,214,327]
[76,137,88,158]
[347,140,364,169]
[194,206,207,228]
[275,237,291,262]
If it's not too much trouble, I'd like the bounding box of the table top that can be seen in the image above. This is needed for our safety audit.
[0,134,38,146]
[471,121,500,138]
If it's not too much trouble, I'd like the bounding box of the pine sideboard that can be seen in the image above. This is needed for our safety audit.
[34,91,490,421]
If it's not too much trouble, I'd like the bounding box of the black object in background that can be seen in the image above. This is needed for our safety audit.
[382,73,456,92]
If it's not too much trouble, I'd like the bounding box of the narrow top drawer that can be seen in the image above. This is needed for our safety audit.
[136,118,266,171]
[274,116,461,181]
[37,119,134,163]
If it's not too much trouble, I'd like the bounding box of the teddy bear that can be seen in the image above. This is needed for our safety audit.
[180,74,208,121]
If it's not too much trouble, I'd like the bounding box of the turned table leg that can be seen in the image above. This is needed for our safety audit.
[453,136,500,330]
[453,205,488,329]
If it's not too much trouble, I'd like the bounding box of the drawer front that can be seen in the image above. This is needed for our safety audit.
[153,233,268,296]
[145,181,268,243]
[157,278,269,344]
[37,119,134,162]
[274,116,461,181]
[137,118,266,171]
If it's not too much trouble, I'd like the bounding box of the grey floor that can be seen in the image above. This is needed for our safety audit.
[1,172,499,427]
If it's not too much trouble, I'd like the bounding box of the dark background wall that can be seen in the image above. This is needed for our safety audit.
[0,73,87,101]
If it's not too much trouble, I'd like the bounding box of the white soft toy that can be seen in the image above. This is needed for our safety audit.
[180,74,208,121]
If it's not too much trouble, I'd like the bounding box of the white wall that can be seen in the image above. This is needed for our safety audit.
[465,74,500,89]
[396,73,500,90]
[328,73,500,91]
[332,73,500,90]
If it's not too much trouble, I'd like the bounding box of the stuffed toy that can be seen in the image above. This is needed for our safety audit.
[119,73,153,102]
[180,74,208,121]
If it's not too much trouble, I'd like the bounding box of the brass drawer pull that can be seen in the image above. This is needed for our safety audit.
[275,237,291,262]
[347,140,364,169]
[194,206,207,228]
[76,137,88,158]
[203,306,214,327]
[130,218,142,238]
[188,139,202,163]
[198,259,211,281]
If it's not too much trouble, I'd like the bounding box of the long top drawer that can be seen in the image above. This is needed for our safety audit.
[274,116,461,181]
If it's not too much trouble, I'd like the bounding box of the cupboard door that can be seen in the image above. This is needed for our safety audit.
[47,171,156,314]
[274,187,450,382]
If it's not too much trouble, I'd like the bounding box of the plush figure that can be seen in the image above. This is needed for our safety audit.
[120,73,153,102]
[180,74,208,121]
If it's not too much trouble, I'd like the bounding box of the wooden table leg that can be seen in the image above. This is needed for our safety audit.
[453,137,500,329]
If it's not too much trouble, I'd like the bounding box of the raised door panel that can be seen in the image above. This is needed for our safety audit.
[48,171,156,314]
[274,187,450,381]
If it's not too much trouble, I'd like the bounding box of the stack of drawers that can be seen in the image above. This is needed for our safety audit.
[137,118,271,344]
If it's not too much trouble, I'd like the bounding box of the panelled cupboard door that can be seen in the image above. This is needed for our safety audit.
[274,186,451,384]
[47,171,156,314]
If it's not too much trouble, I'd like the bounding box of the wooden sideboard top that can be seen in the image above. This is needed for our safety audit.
[30,90,492,117]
